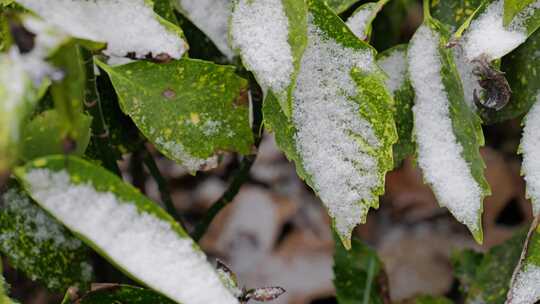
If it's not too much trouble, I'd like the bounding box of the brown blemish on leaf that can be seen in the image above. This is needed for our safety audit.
[153,53,173,63]
[162,88,176,99]
[234,88,250,107]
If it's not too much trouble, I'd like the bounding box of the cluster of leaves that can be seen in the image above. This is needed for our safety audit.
[0,0,539,303]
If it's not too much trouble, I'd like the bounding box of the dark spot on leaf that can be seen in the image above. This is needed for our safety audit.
[9,19,36,54]
[62,137,78,154]
[162,88,176,99]
[235,88,250,107]
[153,53,173,64]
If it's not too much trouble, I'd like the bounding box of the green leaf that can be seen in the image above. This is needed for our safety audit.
[408,14,489,243]
[504,0,535,25]
[78,285,176,304]
[431,0,483,30]
[453,229,526,303]
[96,58,253,173]
[230,0,308,116]
[346,0,389,41]
[371,0,418,51]
[480,29,540,124]
[153,0,180,27]
[324,0,361,14]
[0,183,93,291]
[14,156,238,304]
[265,0,396,248]
[451,249,483,294]
[506,218,540,304]
[377,44,415,167]
[503,0,540,35]
[333,234,385,304]
[520,92,540,216]
[49,42,87,140]
[21,109,92,161]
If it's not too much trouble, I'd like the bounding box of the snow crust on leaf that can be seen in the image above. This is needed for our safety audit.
[154,136,218,173]
[462,0,527,61]
[16,0,187,59]
[176,0,234,58]
[408,24,483,236]
[292,15,381,244]
[231,0,294,98]
[507,264,540,304]
[378,47,407,94]
[345,4,375,41]
[520,93,540,216]
[23,168,238,304]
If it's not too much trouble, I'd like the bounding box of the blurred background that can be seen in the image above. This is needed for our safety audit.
[3,0,537,303]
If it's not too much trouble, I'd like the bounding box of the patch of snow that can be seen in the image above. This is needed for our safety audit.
[155,136,218,173]
[17,0,187,59]
[509,0,540,32]
[176,0,234,58]
[462,0,527,61]
[378,48,407,94]
[521,93,540,215]
[507,264,540,304]
[292,15,380,240]
[408,25,483,232]
[0,188,84,251]
[24,169,238,304]
[453,47,482,110]
[231,0,294,98]
[346,5,373,40]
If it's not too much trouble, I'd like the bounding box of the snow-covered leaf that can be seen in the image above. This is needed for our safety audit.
[333,234,385,304]
[432,0,483,30]
[174,0,234,59]
[377,44,415,167]
[21,110,92,161]
[504,0,536,24]
[78,285,176,304]
[520,93,540,216]
[481,29,540,124]
[231,0,307,116]
[408,13,489,243]
[0,183,93,291]
[264,0,396,248]
[506,217,540,304]
[0,15,73,173]
[453,230,526,303]
[451,0,540,112]
[324,0,360,14]
[15,0,188,59]
[345,0,388,41]
[502,0,540,35]
[0,52,38,173]
[95,58,253,173]
[14,156,239,304]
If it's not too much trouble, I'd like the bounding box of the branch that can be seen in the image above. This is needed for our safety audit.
[142,150,183,224]
[192,154,256,242]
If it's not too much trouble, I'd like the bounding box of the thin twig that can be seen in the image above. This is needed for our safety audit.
[191,154,256,241]
[142,150,183,224]
[82,49,121,176]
